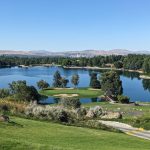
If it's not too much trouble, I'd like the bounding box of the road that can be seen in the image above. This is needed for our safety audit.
[99,120,150,140]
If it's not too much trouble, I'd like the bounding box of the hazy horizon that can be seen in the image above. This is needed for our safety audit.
[0,0,150,51]
[0,49,150,53]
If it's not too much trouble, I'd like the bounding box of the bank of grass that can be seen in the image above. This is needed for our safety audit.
[0,117,150,150]
[83,102,150,129]
[40,88,103,98]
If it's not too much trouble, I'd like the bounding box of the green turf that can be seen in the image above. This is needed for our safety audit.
[83,102,150,129]
[40,88,104,98]
[0,117,150,150]
[83,102,150,119]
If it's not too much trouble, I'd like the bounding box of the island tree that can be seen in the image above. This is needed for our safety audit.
[37,80,49,89]
[53,71,69,88]
[53,71,62,87]
[89,72,101,89]
[60,77,69,88]
[100,71,123,97]
[71,74,79,88]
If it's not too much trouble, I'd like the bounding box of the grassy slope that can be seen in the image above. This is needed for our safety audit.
[0,117,150,150]
[83,102,150,118]
[83,102,150,129]
[40,88,103,98]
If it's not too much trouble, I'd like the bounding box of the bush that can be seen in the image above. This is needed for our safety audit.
[117,95,130,103]
[85,106,103,118]
[25,102,74,123]
[54,109,68,122]
[0,99,27,115]
[0,89,10,98]
[74,107,87,120]
[60,98,81,109]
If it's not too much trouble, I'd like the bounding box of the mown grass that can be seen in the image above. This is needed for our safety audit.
[0,117,150,150]
[40,88,104,98]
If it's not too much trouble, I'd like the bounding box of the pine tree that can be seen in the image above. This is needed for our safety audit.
[53,71,62,87]
[71,74,79,88]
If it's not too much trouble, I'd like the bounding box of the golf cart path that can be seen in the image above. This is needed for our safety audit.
[99,120,150,140]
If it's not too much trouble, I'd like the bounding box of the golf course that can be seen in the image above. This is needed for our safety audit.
[0,117,150,150]
[40,88,104,98]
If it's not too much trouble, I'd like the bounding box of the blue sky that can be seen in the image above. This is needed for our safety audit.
[0,0,150,51]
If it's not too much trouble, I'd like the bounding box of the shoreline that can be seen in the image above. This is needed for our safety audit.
[63,66,143,73]
[63,66,150,79]
[139,75,150,79]
[0,64,150,79]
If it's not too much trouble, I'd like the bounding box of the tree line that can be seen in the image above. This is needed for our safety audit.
[0,54,149,73]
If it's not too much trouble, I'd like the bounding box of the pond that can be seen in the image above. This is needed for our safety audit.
[39,96,101,104]
[0,66,150,102]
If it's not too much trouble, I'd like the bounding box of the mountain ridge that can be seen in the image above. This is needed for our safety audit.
[0,49,150,57]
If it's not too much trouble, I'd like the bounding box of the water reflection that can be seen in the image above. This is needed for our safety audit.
[142,79,150,92]
[39,96,101,104]
[116,70,140,80]
[0,66,150,101]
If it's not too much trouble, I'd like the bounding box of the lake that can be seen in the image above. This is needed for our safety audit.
[0,66,150,102]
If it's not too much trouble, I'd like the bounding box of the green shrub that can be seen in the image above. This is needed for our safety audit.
[60,98,81,109]
[117,95,130,103]
[0,89,10,98]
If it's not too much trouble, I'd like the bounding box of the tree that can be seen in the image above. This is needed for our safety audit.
[9,80,40,101]
[62,59,72,66]
[143,57,150,73]
[37,80,49,89]
[114,61,123,68]
[90,72,101,89]
[60,77,69,88]
[101,71,123,97]
[25,86,40,101]
[71,74,79,88]
[53,71,62,87]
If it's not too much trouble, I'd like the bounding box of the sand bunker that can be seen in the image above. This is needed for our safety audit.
[53,88,74,90]
[53,94,79,98]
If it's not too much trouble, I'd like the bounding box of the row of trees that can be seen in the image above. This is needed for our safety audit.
[53,71,80,88]
[1,54,150,73]
[0,55,124,67]
[37,71,101,89]
[37,71,80,89]
[0,54,150,73]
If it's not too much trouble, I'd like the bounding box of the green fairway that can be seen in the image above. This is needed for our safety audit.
[40,88,103,98]
[0,117,150,150]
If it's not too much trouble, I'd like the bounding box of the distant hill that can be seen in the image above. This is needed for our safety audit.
[0,49,150,57]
